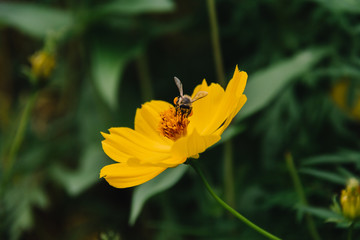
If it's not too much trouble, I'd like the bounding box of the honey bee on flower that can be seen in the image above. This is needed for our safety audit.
[157,77,208,141]
[173,76,208,117]
[100,66,247,188]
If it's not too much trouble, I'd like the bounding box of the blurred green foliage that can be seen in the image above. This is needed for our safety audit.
[1,0,360,239]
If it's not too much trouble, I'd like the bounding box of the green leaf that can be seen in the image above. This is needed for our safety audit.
[302,155,351,166]
[312,0,360,14]
[330,195,342,215]
[0,2,72,38]
[50,143,104,196]
[299,168,347,185]
[336,167,356,179]
[298,206,342,221]
[98,0,174,16]
[238,48,328,120]
[91,38,142,109]
[301,150,360,166]
[3,177,48,240]
[129,164,188,225]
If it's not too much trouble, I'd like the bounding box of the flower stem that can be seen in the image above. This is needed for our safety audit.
[206,0,236,210]
[3,92,38,185]
[285,153,321,240]
[136,51,154,102]
[206,0,225,87]
[348,222,354,240]
[189,160,282,240]
[224,140,235,207]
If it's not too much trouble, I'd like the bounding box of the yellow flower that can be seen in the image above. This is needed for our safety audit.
[340,178,360,221]
[331,79,360,121]
[100,66,247,188]
[29,50,56,79]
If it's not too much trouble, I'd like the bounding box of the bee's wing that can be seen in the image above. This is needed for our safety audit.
[174,77,183,96]
[191,91,208,102]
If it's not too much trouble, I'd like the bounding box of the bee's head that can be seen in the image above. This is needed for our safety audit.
[180,96,193,107]
[174,95,192,107]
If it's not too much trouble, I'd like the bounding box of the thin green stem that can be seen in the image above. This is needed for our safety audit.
[189,160,282,240]
[348,222,354,240]
[285,153,321,240]
[206,0,235,212]
[224,140,235,207]
[136,51,154,102]
[3,92,38,184]
[206,0,225,87]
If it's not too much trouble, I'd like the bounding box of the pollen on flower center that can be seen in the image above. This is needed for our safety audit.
[158,107,189,141]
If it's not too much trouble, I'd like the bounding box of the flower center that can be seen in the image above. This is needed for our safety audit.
[158,107,189,141]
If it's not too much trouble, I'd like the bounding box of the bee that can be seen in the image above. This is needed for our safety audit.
[173,77,208,117]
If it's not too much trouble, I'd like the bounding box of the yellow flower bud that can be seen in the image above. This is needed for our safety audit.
[29,50,56,79]
[340,178,360,220]
[331,79,360,121]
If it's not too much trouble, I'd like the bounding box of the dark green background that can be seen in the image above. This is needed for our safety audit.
[1,0,360,239]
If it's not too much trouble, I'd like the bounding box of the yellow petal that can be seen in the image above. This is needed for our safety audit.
[225,65,247,98]
[101,127,171,164]
[171,129,220,158]
[159,155,187,166]
[134,100,173,144]
[191,68,247,135]
[215,94,247,135]
[215,68,247,122]
[189,81,225,135]
[109,127,171,152]
[101,137,132,163]
[100,163,166,188]
[127,155,185,168]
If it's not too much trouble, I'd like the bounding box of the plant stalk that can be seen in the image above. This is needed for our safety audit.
[348,222,354,240]
[285,153,321,240]
[206,0,235,210]
[189,160,282,240]
[206,0,225,87]
[136,51,154,102]
[3,92,38,185]
[224,140,235,207]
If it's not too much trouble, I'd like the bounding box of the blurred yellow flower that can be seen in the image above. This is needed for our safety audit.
[29,50,56,79]
[331,79,360,121]
[100,66,247,188]
[340,178,360,221]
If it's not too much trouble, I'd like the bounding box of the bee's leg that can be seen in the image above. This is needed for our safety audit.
[188,109,193,117]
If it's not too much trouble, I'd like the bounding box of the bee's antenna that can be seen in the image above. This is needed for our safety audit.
[174,77,184,96]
